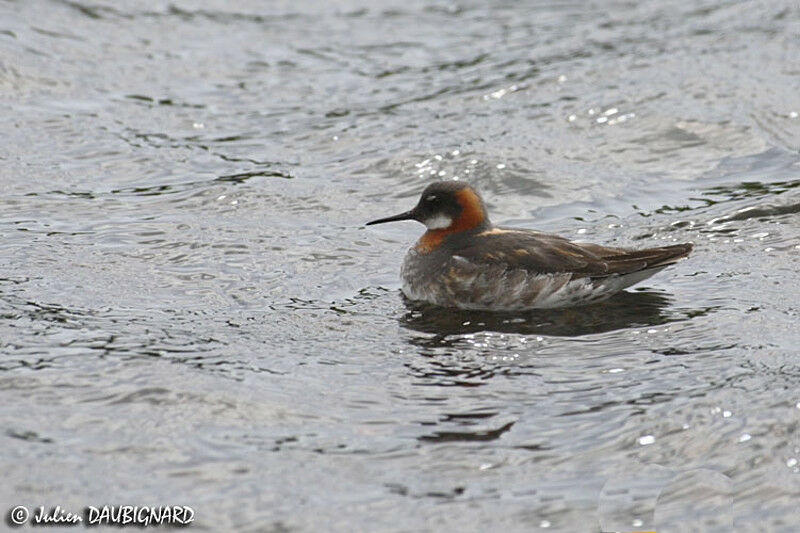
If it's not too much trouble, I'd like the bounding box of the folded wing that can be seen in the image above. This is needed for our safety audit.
[451,228,692,278]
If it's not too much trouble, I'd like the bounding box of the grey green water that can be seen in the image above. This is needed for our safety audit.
[1,1,798,531]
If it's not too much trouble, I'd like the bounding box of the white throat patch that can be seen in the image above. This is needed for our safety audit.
[424,214,453,230]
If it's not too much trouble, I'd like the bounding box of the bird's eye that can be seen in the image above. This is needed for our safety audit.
[425,194,438,203]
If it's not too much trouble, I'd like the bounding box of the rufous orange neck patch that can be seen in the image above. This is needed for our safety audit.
[415,230,446,253]
[453,188,485,232]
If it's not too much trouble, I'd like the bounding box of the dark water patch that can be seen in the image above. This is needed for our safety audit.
[6,429,54,444]
[123,94,205,108]
[418,420,516,443]
[163,4,304,24]
[707,200,800,224]
[699,179,799,206]
[57,0,131,20]
[400,290,682,338]
[30,26,84,42]
[217,169,293,182]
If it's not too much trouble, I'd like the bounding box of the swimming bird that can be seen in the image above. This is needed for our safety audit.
[366,181,692,310]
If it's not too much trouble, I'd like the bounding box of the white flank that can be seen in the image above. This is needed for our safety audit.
[401,251,673,311]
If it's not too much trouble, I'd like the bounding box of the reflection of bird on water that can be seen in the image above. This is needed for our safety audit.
[400,289,676,340]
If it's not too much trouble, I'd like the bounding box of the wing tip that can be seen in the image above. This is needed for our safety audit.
[589,242,694,278]
[650,242,693,267]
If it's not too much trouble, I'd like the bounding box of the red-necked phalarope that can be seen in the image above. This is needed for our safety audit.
[367,181,693,310]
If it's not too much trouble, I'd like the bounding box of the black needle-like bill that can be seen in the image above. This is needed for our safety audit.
[366,209,417,226]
